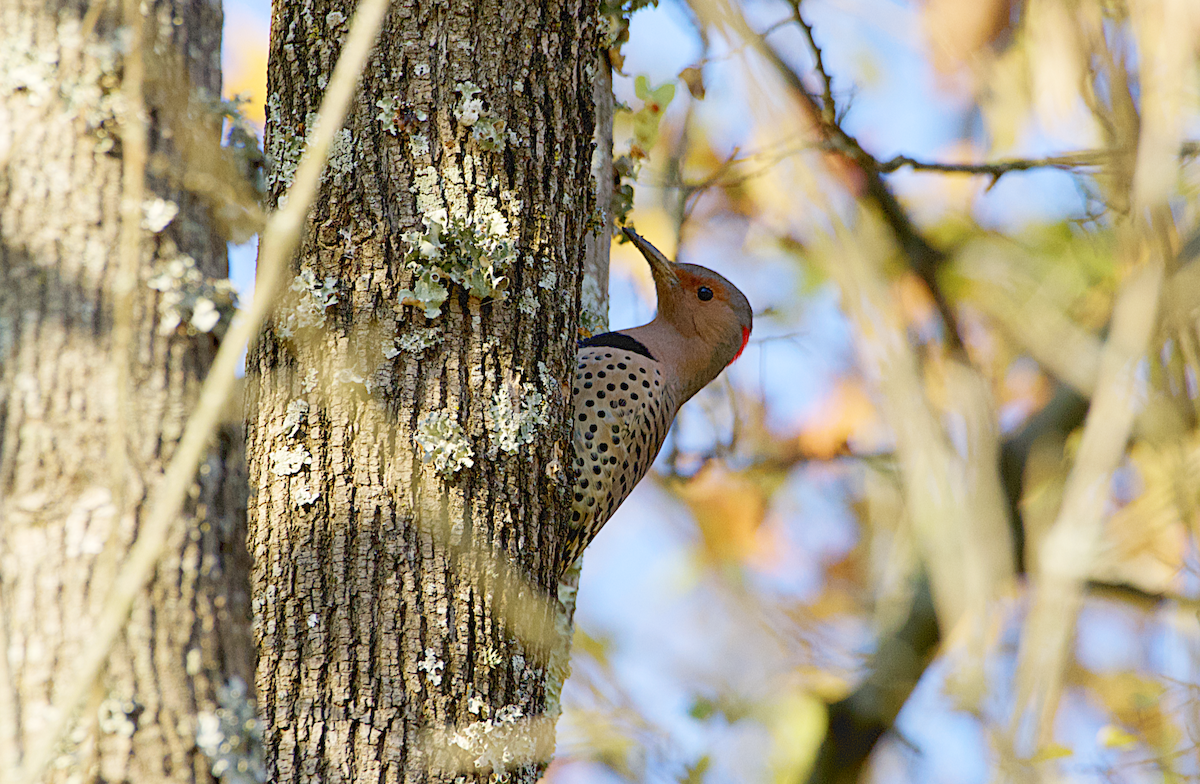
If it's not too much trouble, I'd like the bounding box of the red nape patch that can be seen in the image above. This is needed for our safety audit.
[730,325,751,364]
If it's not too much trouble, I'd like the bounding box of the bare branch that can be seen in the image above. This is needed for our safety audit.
[13,1,392,780]
[878,141,1200,181]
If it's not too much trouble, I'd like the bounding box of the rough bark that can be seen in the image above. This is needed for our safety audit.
[245,0,597,781]
[0,1,256,782]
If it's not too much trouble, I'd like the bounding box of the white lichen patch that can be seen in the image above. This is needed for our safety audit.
[538,270,557,290]
[388,325,442,355]
[487,372,551,456]
[281,399,309,438]
[454,81,484,126]
[195,678,267,784]
[141,198,179,233]
[518,289,539,316]
[270,447,312,476]
[414,411,473,475]
[334,367,365,387]
[97,697,138,737]
[293,486,320,507]
[409,133,430,157]
[278,267,338,336]
[147,255,238,336]
[418,647,445,686]
[447,705,534,771]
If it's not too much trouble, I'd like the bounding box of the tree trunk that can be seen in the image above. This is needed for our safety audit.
[0,1,256,782]
[245,0,597,781]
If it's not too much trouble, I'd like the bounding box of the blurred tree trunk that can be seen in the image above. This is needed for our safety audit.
[244,0,596,780]
[0,1,255,782]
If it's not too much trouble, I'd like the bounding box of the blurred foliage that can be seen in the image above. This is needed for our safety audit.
[217,0,1200,781]
[545,0,1200,781]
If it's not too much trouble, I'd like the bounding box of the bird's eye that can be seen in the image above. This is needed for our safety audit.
[697,286,714,302]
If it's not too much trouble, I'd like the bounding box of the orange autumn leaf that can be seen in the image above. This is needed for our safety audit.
[678,463,770,566]
[796,380,878,459]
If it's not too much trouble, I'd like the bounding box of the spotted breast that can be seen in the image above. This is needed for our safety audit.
[562,332,677,569]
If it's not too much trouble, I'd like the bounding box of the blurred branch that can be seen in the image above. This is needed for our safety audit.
[1010,241,1164,753]
[12,2,391,781]
[957,243,1104,397]
[110,0,147,524]
[1085,580,1200,613]
[806,578,939,784]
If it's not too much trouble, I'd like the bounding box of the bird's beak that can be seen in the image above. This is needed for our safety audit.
[622,227,680,287]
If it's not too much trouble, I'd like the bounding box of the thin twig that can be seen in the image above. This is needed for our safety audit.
[880,141,1200,179]
[879,150,1109,176]
[708,0,966,354]
[789,0,835,124]
[13,1,391,780]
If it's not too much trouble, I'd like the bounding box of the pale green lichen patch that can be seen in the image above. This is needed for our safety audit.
[471,116,507,151]
[414,411,473,475]
[452,81,511,151]
[147,255,238,336]
[375,95,399,135]
[399,207,514,318]
[517,289,539,316]
[326,128,354,176]
[264,100,312,193]
[578,307,607,337]
[396,270,449,319]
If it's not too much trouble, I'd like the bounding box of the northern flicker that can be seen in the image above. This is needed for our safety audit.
[562,228,753,571]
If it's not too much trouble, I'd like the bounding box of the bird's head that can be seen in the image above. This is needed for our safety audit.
[622,228,753,396]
